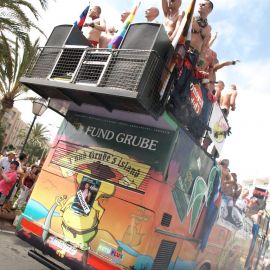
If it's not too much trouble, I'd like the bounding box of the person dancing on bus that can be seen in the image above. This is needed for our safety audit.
[162,0,183,41]
[82,6,106,48]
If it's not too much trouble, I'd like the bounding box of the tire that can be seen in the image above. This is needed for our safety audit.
[199,264,210,270]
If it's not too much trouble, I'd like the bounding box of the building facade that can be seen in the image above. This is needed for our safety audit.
[1,107,27,151]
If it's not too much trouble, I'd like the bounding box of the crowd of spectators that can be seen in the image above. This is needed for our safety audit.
[0,151,40,212]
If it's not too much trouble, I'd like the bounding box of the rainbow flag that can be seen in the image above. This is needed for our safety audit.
[108,1,141,49]
[74,5,90,30]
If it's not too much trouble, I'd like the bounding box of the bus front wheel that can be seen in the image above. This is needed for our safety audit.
[199,264,211,270]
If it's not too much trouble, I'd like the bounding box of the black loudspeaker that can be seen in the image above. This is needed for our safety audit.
[36,25,90,82]
[120,23,171,60]
[45,24,89,47]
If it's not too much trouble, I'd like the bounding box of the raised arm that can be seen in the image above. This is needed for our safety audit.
[214,60,239,72]
[162,0,169,16]
[208,31,217,48]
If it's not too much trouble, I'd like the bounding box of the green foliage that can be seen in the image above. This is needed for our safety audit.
[19,122,50,163]
[0,34,40,120]
[0,0,53,119]
[0,0,51,41]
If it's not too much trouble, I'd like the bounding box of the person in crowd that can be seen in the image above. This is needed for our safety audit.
[235,189,250,214]
[231,172,242,203]
[13,164,38,210]
[162,0,183,40]
[0,160,19,208]
[214,80,225,104]
[6,152,28,204]
[120,10,131,23]
[99,10,130,48]
[220,84,238,117]
[0,151,16,172]
[219,159,235,224]
[168,1,213,122]
[190,1,213,58]
[82,6,106,48]
[245,209,264,268]
[219,159,231,192]
[145,7,159,23]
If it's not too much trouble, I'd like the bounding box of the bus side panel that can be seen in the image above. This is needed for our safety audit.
[17,113,178,270]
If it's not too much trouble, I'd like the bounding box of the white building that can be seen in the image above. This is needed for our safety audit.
[1,107,27,151]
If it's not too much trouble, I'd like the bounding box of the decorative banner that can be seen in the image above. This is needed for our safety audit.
[208,102,229,155]
[62,113,177,172]
[56,145,151,191]
[190,82,203,115]
[253,187,268,199]
[52,113,177,191]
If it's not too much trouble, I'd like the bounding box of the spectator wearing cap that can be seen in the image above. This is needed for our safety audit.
[0,160,19,207]
[7,152,28,203]
[0,151,16,172]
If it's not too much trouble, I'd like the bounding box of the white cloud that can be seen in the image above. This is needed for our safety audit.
[218,60,270,181]
[212,0,238,11]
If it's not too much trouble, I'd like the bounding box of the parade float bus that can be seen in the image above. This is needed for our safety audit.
[16,21,268,270]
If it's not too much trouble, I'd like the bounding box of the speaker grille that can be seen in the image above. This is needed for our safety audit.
[99,50,151,92]
[27,47,61,79]
[23,47,170,118]
[152,240,176,270]
[161,213,172,227]
[75,51,111,85]
[50,48,85,82]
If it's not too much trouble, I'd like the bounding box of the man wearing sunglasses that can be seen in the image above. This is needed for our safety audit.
[190,0,213,58]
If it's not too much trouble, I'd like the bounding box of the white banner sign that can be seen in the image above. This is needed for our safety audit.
[208,103,229,155]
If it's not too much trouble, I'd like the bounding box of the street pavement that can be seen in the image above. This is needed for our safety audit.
[0,218,49,270]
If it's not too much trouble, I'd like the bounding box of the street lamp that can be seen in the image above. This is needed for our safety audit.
[20,98,48,154]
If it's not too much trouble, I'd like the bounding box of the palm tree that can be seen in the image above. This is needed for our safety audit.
[0,0,51,41]
[18,122,50,163]
[0,34,39,121]
[27,122,50,147]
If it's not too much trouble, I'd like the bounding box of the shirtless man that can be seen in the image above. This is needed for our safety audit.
[145,7,159,22]
[120,10,130,23]
[162,0,183,41]
[82,6,106,47]
[191,1,213,56]
[99,10,130,48]
[214,80,225,104]
[220,84,238,117]
[219,159,232,194]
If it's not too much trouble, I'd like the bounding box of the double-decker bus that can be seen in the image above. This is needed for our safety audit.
[15,6,269,270]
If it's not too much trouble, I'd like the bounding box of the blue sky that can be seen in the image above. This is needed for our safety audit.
[14,0,270,181]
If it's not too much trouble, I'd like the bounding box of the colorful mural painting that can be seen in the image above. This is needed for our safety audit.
[16,111,262,270]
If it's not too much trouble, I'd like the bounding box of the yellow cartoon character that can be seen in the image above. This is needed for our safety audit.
[43,162,115,252]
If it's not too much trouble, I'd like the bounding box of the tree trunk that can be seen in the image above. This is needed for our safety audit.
[0,107,6,122]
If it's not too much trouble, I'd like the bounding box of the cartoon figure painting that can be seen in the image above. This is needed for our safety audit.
[42,163,116,251]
